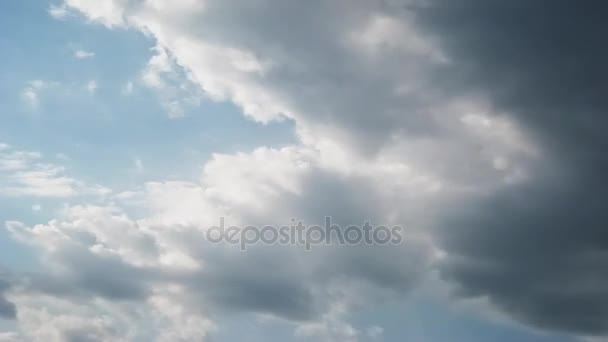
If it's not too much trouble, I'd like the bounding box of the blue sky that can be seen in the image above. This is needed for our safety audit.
[1,0,294,272]
[0,1,294,187]
[0,1,603,341]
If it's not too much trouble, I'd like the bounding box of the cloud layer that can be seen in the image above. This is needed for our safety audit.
[3,0,607,340]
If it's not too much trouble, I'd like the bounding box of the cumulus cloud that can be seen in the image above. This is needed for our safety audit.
[5,144,436,340]
[412,0,608,335]
[0,146,77,197]
[61,0,128,27]
[10,0,608,340]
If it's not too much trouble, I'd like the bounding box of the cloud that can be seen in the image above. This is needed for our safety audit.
[140,45,201,118]
[85,80,98,94]
[20,80,57,108]
[18,0,538,339]
[0,282,16,320]
[0,333,20,342]
[19,0,529,338]
[0,268,16,322]
[14,0,608,340]
[0,144,109,198]
[295,300,385,342]
[121,81,134,95]
[9,294,135,342]
[405,0,608,336]
[48,5,69,20]
[5,145,436,340]
[74,49,95,59]
[133,157,143,173]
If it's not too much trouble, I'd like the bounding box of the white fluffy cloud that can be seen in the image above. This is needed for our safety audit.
[4,143,441,340]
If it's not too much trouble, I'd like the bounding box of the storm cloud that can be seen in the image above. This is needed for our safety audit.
[413,0,608,335]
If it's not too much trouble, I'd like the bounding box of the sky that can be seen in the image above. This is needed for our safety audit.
[0,1,606,341]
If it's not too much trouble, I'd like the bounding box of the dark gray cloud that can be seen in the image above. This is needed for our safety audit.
[415,0,608,155]
[407,0,608,336]
[0,274,16,320]
[192,246,318,321]
[0,295,16,320]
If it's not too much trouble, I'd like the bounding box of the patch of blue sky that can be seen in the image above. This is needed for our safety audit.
[0,0,296,191]
[0,0,295,273]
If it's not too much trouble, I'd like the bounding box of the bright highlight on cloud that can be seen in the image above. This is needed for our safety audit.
[1,1,607,341]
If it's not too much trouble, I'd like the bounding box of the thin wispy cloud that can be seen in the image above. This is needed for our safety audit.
[20,80,57,108]
[74,49,95,59]
[122,81,134,95]
[48,4,69,20]
[85,80,97,94]
[0,144,112,199]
